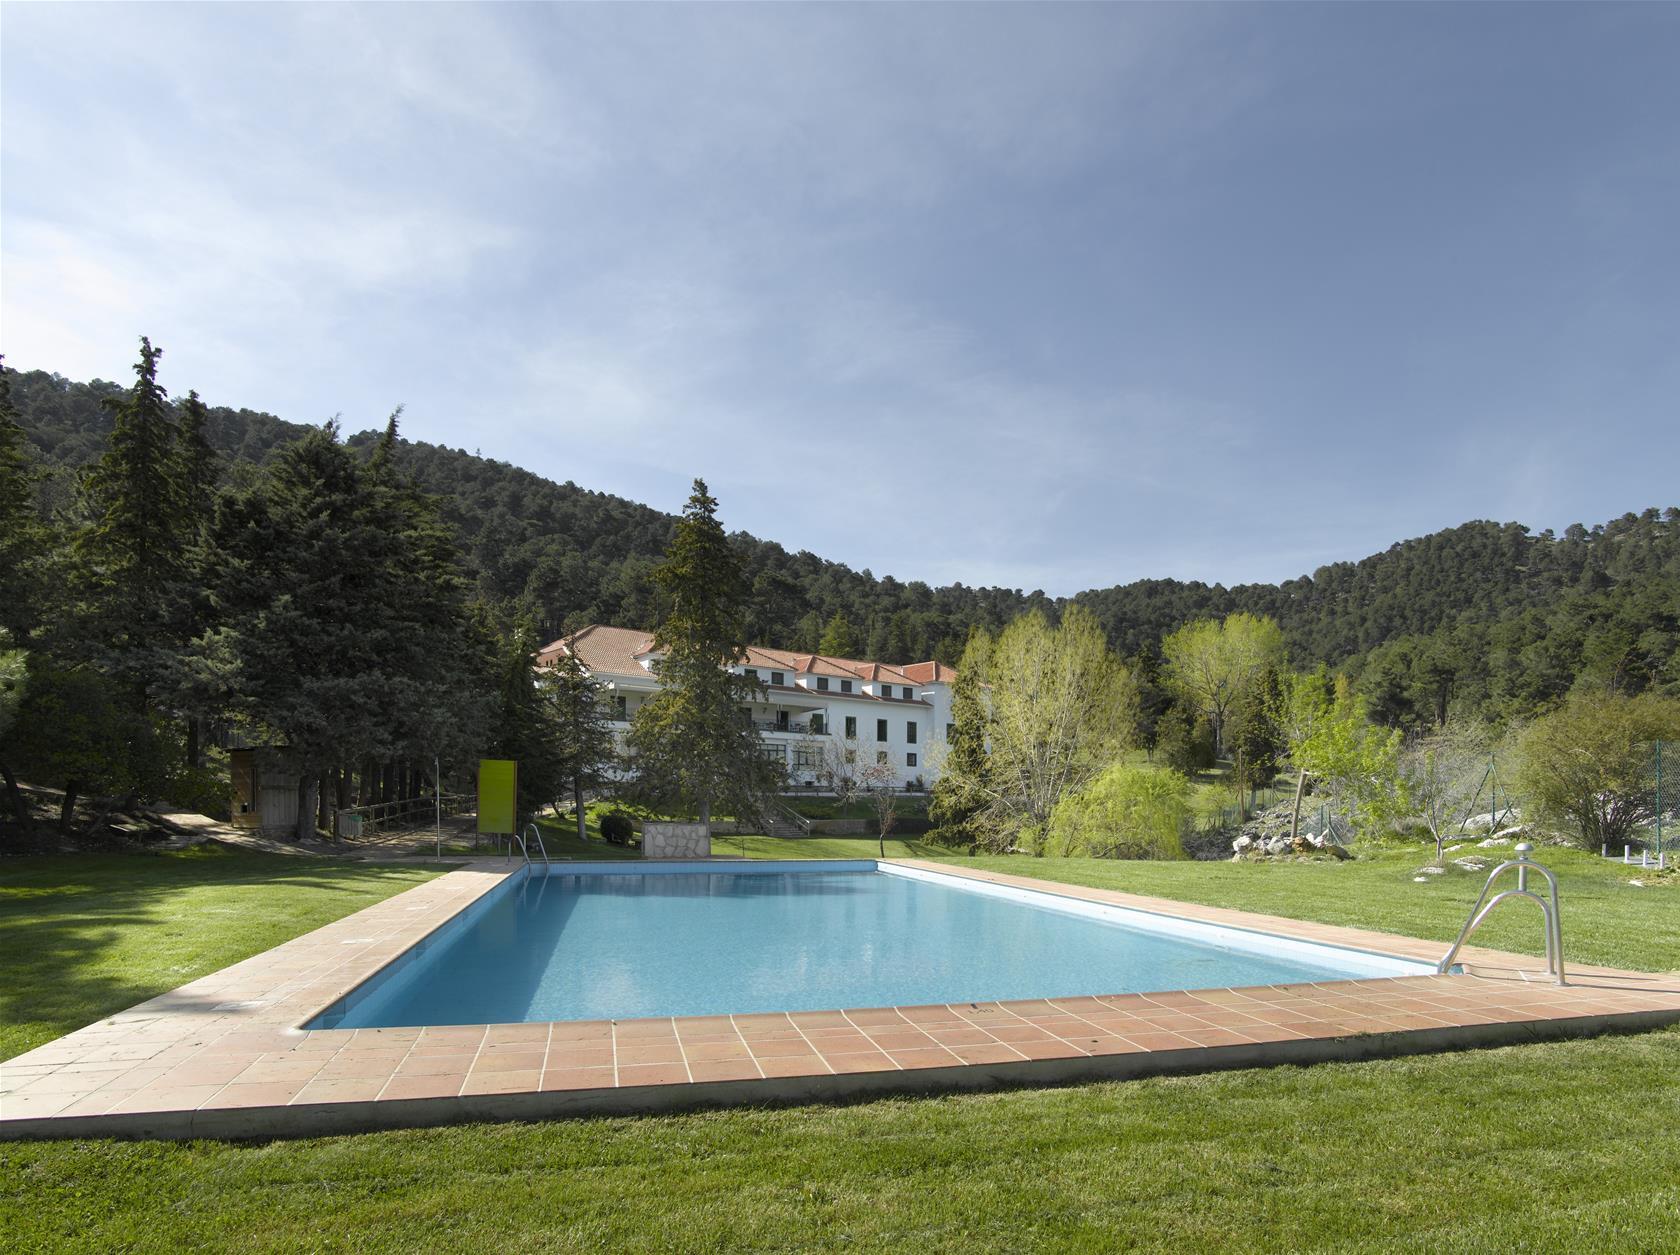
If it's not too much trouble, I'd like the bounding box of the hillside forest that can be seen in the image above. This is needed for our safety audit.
[2,345,1677,851]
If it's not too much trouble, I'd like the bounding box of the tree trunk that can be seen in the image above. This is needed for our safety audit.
[700,799,711,829]
[1,762,30,829]
[317,774,333,834]
[1289,770,1309,842]
[297,777,319,842]
[574,778,587,844]
[185,717,201,770]
[60,783,79,834]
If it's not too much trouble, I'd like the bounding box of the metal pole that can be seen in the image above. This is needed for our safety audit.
[1655,739,1663,859]
[435,754,442,858]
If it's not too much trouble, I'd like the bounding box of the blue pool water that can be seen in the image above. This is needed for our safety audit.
[311,865,1422,1028]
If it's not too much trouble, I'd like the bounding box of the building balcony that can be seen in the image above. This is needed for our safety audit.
[753,719,826,736]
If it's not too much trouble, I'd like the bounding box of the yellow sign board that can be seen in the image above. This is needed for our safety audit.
[477,759,517,834]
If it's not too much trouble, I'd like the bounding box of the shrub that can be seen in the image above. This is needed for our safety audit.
[1047,764,1190,859]
[599,810,636,845]
[1516,691,1680,850]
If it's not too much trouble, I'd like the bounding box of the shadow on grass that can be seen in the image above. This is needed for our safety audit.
[0,847,453,1059]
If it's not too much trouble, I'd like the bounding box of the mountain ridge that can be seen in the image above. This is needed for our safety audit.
[10,366,1676,726]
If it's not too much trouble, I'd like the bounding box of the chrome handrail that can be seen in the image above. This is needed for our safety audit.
[1437,843,1565,985]
[523,822,550,868]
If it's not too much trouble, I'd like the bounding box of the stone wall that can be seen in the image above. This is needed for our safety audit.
[642,821,711,860]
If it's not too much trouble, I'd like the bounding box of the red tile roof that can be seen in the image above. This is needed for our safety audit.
[902,660,958,685]
[537,624,655,677]
[544,626,957,692]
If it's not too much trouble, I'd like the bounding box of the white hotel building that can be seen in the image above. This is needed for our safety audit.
[538,625,957,790]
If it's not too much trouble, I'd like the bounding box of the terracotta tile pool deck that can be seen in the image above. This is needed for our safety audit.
[4,857,1678,1141]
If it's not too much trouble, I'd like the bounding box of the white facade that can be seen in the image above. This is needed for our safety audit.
[541,626,954,791]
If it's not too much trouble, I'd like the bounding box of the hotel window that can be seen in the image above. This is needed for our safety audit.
[876,718,888,741]
[845,716,857,738]
[817,676,829,691]
[810,715,826,734]
[906,753,918,768]
[906,721,917,744]
[841,679,852,693]
[946,723,955,741]
[745,667,759,681]
[903,686,914,700]
[771,671,785,686]
[615,696,628,719]
[876,750,889,765]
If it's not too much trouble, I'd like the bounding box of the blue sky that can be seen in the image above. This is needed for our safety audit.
[3,3,1676,595]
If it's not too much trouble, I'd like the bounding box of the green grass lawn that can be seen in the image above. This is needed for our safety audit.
[928,844,1680,974]
[2,1029,1675,1252]
[3,841,1677,1251]
[0,847,455,1061]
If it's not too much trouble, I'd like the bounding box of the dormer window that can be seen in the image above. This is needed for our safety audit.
[840,679,852,693]
[817,676,830,692]
[771,671,784,686]
[745,668,759,681]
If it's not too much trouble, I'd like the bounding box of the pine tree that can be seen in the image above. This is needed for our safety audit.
[0,360,48,641]
[818,611,859,657]
[73,336,190,703]
[176,389,220,530]
[209,425,408,838]
[928,629,990,847]
[545,646,618,842]
[626,479,782,825]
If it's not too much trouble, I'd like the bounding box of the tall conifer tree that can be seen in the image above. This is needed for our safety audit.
[627,479,782,825]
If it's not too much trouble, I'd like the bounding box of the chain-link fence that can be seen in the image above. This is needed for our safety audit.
[1604,739,1670,867]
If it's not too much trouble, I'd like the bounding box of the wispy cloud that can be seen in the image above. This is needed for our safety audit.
[4,4,1676,593]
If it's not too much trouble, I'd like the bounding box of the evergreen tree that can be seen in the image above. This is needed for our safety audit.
[545,646,619,842]
[928,629,989,847]
[626,479,782,825]
[1228,667,1285,794]
[486,619,567,823]
[818,611,859,657]
[176,389,220,529]
[208,425,410,838]
[73,337,190,701]
[0,360,49,641]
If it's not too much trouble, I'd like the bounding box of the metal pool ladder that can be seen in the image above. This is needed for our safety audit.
[508,823,550,868]
[1437,842,1565,985]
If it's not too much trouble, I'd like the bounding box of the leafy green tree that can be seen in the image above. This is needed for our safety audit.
[1399,720,1494,862]
[626,480,783,826]
[818,611,859,657]
[935,605,1136,852]
[1516,691,1680,850]
[1162,613,1287,756]
[1047,762,1190,859]
[1281,669,1405,842]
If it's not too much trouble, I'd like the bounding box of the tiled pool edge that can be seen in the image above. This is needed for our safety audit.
[13,1004,1680,1142]
[5,857,1679,1142]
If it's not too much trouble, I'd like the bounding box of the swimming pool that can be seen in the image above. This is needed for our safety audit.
[308,862,1433,1029]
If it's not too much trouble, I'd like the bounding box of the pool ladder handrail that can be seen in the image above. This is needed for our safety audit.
[507,823,550,868]
[1436,842,1565,985]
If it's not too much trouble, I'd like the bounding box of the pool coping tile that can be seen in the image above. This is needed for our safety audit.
[4,855,1678,1141]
